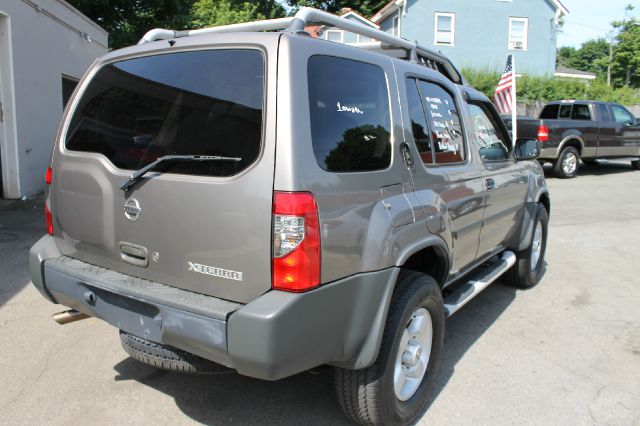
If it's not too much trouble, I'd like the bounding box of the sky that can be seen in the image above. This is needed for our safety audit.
[557,0,637,47]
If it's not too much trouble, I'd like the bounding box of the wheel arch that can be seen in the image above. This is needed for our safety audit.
[558,135,584,155]
[397,242,450,288]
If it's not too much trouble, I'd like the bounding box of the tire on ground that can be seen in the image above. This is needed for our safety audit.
[553,146,580,178]
[119,330,232,374]
[505,202,549,289]
[334,271,445,426]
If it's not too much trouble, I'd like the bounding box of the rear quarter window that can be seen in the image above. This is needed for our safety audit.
[65,49,264,177]
[540,104,559,119]
[307,56,391,172]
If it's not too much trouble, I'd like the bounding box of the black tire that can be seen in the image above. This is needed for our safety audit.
[505,203,549,289]
[119,330,232,374]
[334,271,445,426]
[632,160,640,170]
[553,146,580,178]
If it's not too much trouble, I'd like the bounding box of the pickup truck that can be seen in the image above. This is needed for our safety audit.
[503,100,640,178]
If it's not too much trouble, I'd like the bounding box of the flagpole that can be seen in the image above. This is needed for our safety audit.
[511,54,517,143]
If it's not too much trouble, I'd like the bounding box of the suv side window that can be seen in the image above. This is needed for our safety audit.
[307,56,391,172]
[416,80,465,164]
[467,101,511,161]
[571,104,591,120]
[610,104,636,126]
[405,78,433,164]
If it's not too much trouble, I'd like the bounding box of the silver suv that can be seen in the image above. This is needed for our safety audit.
[30,8,550,425]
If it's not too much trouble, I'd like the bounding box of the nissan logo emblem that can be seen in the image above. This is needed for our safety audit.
[123,198,142,222]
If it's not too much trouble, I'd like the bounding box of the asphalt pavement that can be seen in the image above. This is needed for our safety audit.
[1,160,639,425]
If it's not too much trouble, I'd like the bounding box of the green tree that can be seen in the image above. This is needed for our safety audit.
[285,0,389,17]
[67,0,196,49]
[565,38,610,80]
[191,0,285,27]
[611,5,640,87]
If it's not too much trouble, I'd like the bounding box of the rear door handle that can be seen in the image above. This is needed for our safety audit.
[485,178,496,191]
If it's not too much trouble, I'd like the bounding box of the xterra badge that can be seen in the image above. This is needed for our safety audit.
[187,262,243,281]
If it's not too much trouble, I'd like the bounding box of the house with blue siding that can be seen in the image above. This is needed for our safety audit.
[371,0,569,76]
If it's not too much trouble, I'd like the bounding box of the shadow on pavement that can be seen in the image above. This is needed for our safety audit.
[112,279,522,425]
[542,160,636,178]
[0,195,45,307]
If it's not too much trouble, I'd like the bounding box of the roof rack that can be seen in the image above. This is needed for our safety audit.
[138,7,463,84]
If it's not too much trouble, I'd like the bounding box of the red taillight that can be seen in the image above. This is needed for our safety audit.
[272,192,320,292]
[537,124,549,142]
[45,167,53,235]
[45,204,53,236]
[45,167,52,185]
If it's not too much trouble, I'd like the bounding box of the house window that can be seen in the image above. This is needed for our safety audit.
[325,30,343,43]
[392,14,399,36]
[509,17,528,50]
[434,13,455,46]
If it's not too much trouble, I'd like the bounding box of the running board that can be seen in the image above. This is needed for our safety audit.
[443,251,516,317]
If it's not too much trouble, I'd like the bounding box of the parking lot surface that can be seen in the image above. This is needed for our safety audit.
[1,161,639,425]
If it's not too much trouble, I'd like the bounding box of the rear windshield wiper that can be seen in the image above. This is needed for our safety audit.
[120,155,242,191]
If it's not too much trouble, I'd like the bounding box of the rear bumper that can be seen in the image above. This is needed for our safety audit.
[29,235,397,380]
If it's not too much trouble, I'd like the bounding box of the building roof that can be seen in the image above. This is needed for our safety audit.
[554,65,596,80]
[371,0,569,24]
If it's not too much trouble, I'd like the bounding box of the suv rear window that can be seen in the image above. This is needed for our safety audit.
[65,50,264,177]
[307,56,391,172]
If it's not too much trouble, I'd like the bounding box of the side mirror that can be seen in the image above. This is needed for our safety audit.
[514,138,541,161]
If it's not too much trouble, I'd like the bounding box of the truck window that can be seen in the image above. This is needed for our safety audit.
[416,80,465,164]
[558,104,572,119]
[571,104,591,120]
[610,104,635,126]
[597,103,611,122]
[540,104,559,119]
[467,101,511,161]
[307,56,391,172]
[66,49,265,177]
[405,78,433,164]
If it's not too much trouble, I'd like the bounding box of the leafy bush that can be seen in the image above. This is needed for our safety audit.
[461,68,640,106]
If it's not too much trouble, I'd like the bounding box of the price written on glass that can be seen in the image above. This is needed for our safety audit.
[424,96,460,154]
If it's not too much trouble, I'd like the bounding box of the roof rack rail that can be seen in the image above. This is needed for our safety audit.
[138,7,463,84]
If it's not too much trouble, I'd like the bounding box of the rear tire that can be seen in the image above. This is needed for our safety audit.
[119,331,232,374]
[553,146,580,178]
[334,271,445,426]
[505,203,549,289]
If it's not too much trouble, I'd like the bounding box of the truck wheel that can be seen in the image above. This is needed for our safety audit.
[505,203,549,289]
[119,330,232,374]
[334,271,444,426]
[632,160,640,170]
[553,147,580,178]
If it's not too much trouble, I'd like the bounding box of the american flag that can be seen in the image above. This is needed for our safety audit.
[494,55,514,114]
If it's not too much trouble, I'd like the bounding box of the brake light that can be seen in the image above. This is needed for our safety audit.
[45,167,53,235]
[272,192,320,292]
[45,204,53,236]
[537,124,549,142]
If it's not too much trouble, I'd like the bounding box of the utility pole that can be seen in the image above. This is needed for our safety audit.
[607,41,612,86]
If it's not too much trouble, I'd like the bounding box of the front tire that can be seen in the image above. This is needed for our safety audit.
[505,203,549,288]
[553,146,580,178]
[334,271,445,426]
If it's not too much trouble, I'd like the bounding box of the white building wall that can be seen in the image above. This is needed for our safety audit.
[0,0,107,198]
